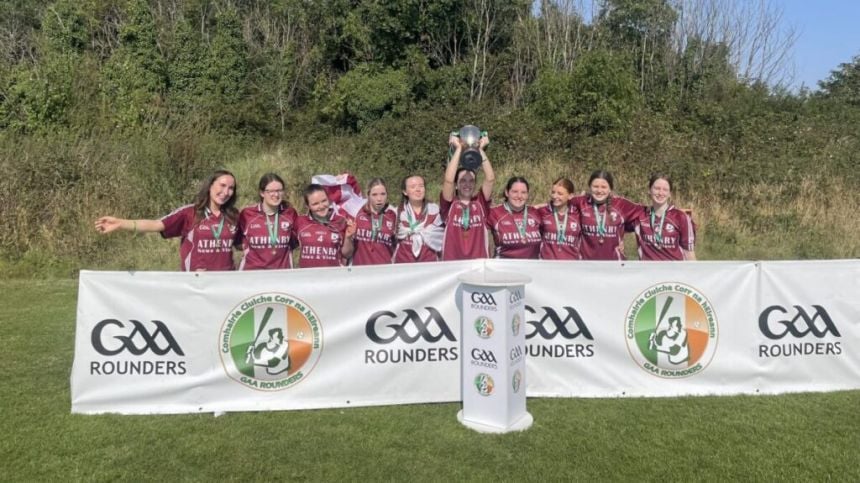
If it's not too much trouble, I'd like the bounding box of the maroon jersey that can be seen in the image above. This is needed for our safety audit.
[294,211,349,268]
[236,203,298,270]
[352,205,397,265]
[486,204,542,259]
[439,192,491,260]
[393,203,442,263]
[631,205,695,261]
[537,205,582,260]
[572,195,639,261]
[160,204,237,271]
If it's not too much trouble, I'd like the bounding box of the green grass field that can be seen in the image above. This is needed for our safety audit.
[2,279,858,481]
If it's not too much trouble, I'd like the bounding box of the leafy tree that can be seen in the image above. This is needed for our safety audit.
[528,49,641,136]
[205,6,249,128]
[166,15,208,116]
[102,0,167,127]
[818,54,860,106]
[322,64,411,131]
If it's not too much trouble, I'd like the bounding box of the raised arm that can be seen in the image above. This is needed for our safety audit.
[478,134,494,201]
[441,134,462,202]
[341,218,356,259]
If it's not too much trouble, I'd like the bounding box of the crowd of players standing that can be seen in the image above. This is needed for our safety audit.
[95,134,695,271]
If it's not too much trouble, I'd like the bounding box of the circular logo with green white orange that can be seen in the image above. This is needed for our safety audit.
[474,373,495,396]
[474,316,494,339]
[219,293,323,391]
[625,283,718,378]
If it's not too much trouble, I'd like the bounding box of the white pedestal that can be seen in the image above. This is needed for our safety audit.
[457,268,533,433]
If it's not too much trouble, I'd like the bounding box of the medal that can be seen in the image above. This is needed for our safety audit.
[461,202,471,230]
[592,203,607,246]
[370,211,382,242]
[266,210,280,253]
[599,238,605,245]
[650,208,666,247]
[504,203,528,242]
[552,205,568,244]
[207,208,226,240]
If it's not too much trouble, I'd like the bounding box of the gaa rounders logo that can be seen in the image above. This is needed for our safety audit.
[474,373,495,396]
[512,369,522,393]
[474,316,494,339]
[219,293,322,391]
[625,283,718,378]
[511,314,521,336]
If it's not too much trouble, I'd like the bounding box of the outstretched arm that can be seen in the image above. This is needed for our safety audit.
[95,216,165,235]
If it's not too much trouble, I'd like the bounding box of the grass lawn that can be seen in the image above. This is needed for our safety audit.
[1,279,858,481]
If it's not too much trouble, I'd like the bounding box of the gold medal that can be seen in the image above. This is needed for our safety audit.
[599,237,605,245]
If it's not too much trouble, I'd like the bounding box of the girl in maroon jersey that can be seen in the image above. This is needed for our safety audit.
[487,177,542,259]
[394,175,443,263]
[537,177,582,260]
[571,170,638,261]
[351,178,398,265]
[95,169,239,271]
[293,184,356,268]
[236,173,298,270]
[440,133,495,260]
[630,173,697,261]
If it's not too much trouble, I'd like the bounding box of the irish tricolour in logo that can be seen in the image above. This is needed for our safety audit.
[625,283,718,378]
[219,293,322,391]
[474,316,494,339]
[474,373,495,396]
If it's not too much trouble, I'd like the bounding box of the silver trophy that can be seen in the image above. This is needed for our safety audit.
[453,125,485,171]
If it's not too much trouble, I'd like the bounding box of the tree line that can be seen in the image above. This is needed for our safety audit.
[7,0,850,138]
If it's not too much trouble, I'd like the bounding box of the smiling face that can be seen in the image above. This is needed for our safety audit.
[260,180,284,211]
[649,177,672,207]
[456,170,476,200]
[506,181,529,210]
[589,177,611,204]
[403,176,426,204]
[368,184,388,212]
[209,175,236,209]
[550,183,573,209]
[306,190,331,218]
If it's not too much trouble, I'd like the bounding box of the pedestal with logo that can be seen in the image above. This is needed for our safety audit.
[456,269,533,433]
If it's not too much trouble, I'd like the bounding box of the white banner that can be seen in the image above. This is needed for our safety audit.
[71,260,860,414]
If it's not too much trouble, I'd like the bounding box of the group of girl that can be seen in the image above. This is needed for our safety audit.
[94,134,695,271]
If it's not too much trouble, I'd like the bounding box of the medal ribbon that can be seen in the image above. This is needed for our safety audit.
[553,205,568,243]
[650,208,666,244]
[592,204,606,238]
[505,203,528,241]
[370,211,382,242]
[405,208,420,232]
[266,211,279,247]
[207,208,226,240]
[461,202,470,230]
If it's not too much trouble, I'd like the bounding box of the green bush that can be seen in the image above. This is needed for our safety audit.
[528,50,642,136]
[322,64,411,131]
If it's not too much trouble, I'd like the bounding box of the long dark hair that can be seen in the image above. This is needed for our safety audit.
[258,172,289,210]
[503,176,530,203]
[587,169,615,212]
[193,169,238,225]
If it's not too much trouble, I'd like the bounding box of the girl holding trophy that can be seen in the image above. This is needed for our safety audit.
[440,126,495,260]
